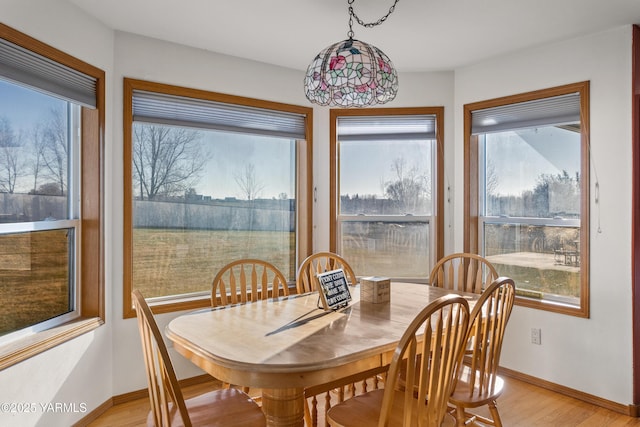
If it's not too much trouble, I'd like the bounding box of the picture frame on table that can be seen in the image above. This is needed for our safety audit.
[316,268,351,311]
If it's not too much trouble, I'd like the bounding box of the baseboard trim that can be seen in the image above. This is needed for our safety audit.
[500,367,635,417]
[71,398,113,427]
[75,370,639,425]
[73,374,216,426]
[112,373,214,405]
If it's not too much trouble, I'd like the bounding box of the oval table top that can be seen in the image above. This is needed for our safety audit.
[166,282,478,386]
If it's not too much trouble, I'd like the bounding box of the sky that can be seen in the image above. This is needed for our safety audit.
[1,77,581,201]
[0,79,63,131]
[0,79,67,194]
[339,139,433,198]
[485,127,581,196]
[1,77,296,199]
[194,131,295,200]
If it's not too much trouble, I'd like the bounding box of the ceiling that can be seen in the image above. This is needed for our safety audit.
[67,0,640,72]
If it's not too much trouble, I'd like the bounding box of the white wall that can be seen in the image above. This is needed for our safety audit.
[454,26,633,404]
[0,0,115,426]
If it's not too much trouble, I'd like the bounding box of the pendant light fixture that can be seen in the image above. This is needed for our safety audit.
[304,0,400,107]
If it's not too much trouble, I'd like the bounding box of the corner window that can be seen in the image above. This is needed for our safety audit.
[0,87,80,339]
[464,82,590,316]
[123,79,312,316]
[330,108,444,280]
[0,24,104,363]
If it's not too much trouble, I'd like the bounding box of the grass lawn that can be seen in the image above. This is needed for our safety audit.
[132,228,296,299]
[0,230,71,336]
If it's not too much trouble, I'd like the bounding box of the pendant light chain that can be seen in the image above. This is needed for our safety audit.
[347,0,399,38]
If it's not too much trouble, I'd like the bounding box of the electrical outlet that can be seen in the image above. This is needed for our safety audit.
[531,328,541,345]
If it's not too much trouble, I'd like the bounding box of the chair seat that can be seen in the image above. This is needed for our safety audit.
[146,388,265,427]
[449,372,505,408]
[327,389,456,427]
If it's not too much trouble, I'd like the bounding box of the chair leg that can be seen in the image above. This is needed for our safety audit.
[455,405,466,427]
[324,392,332,427]
[488,400,503,427]
[304,397,314,427]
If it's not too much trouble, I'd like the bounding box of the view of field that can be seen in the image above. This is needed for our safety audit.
[341,221,431,278]
[0,229,71,336]
[492,260,580,298]
[132,228,295,299]
[484,224,581,300]
[0,223,580,338]
[133,223,580,301]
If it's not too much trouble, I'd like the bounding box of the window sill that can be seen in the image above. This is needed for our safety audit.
[0,317,104,371]
[123,284,299,318]
[515,295,588,318]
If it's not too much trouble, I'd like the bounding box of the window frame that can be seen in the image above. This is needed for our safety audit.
[464,81,590,317]
[330,107,445,278]
[123,78,313,318]
[0,23,105,369]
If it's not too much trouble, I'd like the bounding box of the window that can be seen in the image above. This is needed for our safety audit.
[330,108,444,280]
[464,82,589,317]
[123,79,312,317]
[0,24,104,365]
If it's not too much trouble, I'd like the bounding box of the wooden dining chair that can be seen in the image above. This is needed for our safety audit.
[326,294,471,427]
[131,290,266,427]
[296,251,358,294]
[448,277,516,427]
[296,251,363,426]
[304,366,388,427]
[430,252,498,294]
[211,258,289,307]
[211,259,289,394]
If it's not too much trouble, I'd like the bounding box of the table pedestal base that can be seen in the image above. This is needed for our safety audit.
[261,387,305,427]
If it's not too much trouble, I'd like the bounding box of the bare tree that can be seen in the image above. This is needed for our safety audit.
[485,160,499,197]
[39,107,68,195]
[234,163,265,201]
[133,124,207,200]
[29,124,48,194]
[384,157,430,213]
[0,117,25,193]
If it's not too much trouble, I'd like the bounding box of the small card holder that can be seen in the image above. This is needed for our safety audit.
[316,268,352,311]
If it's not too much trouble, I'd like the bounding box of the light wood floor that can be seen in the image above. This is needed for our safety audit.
[88,376,640,427]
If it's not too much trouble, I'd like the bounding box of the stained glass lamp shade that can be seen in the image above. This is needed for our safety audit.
[304,38,399,107]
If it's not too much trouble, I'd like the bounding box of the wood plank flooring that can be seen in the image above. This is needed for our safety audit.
[87,376,640,426]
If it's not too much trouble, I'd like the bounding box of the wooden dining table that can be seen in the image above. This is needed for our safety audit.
[166,282,479,427]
